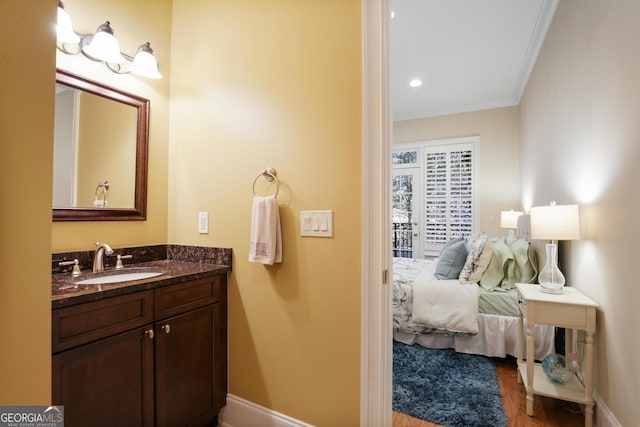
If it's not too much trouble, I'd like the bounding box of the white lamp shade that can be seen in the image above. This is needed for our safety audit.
[129,44,163,79]
[82,23,126,64]
[500,210,523,229]
[530,204,580,240]
[57,6,80,45]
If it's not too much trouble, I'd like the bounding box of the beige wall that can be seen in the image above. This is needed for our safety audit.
[520,1,640,425]
[168,1,362,425]
[393,106,521,237]
[0,0,56,404]
[24,0,361,423]
[76,92,136,207]
[52,0,172,251]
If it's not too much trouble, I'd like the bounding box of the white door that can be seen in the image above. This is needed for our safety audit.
[392,168,420,258]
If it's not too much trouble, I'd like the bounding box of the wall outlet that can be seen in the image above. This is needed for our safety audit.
[198,212,209,234]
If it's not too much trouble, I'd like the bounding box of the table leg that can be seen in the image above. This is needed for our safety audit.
[584,332,595,427]
[517,311,524,384]
[526,324,534,416]
[565,327,574,355]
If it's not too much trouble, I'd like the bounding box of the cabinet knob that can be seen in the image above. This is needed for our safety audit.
[161,324,171,334]
[145,329,154,339]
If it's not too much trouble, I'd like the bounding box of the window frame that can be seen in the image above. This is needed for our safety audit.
[393,136,480,258]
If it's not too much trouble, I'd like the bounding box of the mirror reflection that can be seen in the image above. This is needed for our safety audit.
[53,83,137,209]
[53,69,149,221]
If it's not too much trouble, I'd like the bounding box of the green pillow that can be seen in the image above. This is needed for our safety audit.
[434,237,469,279]
[479,237,513,291]
[506,238,538,287]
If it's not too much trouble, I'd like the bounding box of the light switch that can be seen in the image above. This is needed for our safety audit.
[303,215,312,231]
[300,210,333,237]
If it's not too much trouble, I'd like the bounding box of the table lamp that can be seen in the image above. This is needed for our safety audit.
[501,210,523,239]
[530,202,580,294]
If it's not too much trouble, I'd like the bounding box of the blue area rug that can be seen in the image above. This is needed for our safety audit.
[393,341,507,427]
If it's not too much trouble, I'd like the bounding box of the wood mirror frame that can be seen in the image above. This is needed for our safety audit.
[53,69,149,221]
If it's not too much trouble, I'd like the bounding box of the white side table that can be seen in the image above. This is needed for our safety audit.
[516,283,598,427]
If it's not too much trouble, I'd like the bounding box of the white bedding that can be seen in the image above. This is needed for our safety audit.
[411,261,480,334]
[392,255,556,359]
[394,313,555,359]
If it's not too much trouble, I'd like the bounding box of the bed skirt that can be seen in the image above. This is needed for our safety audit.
[393,313,555,360]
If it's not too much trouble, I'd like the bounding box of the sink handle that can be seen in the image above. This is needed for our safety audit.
[145,329,154,339]
[115,254,133,269]
[59,259,82,277]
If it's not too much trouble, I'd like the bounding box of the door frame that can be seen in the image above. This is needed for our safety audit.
[361,1,391,426]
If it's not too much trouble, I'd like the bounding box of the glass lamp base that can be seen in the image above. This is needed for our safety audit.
[540,283,564,294]
[539,243,565,294]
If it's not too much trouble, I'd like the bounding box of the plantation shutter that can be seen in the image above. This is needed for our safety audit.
[424,142,474,255]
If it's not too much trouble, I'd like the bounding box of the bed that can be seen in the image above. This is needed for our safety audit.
[392,216,555,360]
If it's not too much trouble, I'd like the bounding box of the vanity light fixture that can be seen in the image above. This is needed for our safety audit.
[530,201,580,294]
[56,1,163,80]
[56,1,79,45]
[128,42,163,79]
[81,21,126,64]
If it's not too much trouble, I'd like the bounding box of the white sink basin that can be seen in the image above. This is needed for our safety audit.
[76,271,164,285]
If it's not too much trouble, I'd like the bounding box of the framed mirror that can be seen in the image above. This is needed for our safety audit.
[53,69,149,221]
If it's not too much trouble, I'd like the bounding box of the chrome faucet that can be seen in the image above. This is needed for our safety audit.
[93,242,114,273]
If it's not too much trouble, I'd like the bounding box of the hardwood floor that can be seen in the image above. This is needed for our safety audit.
[393,356,585,427]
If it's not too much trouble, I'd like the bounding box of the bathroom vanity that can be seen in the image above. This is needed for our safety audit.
[51,253,230,427]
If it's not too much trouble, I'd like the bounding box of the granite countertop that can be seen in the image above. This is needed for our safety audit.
[52,259,230,309]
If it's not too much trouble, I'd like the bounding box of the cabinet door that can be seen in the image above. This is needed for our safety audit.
[155,304,224,427]
[52,326,154,427]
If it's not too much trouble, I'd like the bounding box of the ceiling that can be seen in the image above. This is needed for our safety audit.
[390,0,558,121]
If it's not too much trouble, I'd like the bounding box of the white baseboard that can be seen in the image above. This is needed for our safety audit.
[219,394,314,427]
[594,392,622,427]
[219,391,620,427]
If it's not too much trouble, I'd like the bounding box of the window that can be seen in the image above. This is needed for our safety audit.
[392,137,478,258]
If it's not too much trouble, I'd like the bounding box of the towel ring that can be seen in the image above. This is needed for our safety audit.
[252,167,279,197]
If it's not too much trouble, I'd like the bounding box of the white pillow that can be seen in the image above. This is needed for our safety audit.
[459,233,488,283]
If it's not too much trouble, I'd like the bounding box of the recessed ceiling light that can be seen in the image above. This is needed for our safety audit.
[391,10,395,19]
[409,79,422,88]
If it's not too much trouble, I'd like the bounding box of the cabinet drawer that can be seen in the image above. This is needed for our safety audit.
[154,276,224,320]
[53,291,154,353]
[534,303,587,328]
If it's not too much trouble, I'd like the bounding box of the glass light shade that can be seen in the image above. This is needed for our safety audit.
[82,22,126,64]
[129,43,163,79]
[57,4,80,45]
[539,243,565,293]
[500,210,523,229]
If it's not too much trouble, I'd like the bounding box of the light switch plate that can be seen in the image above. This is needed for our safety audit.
[198,212,209,234]
[300,210,333,237]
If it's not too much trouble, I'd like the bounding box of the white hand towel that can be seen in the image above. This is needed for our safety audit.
[249,195,282,265]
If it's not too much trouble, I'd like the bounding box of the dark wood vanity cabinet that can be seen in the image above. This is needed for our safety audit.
[153,277,228,427]
[52,275,227,427]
